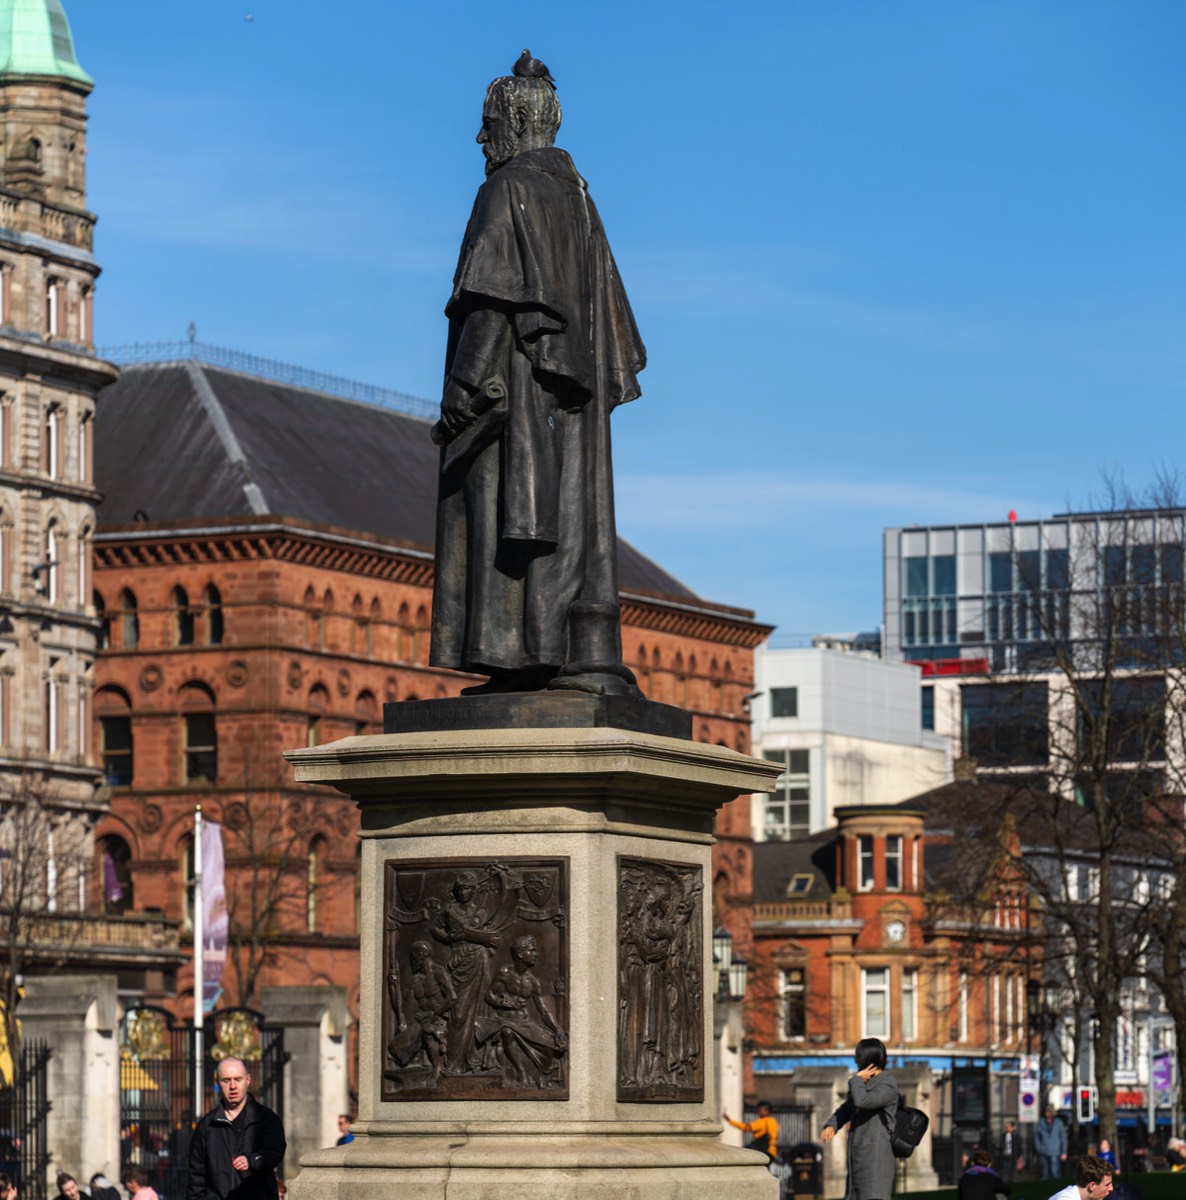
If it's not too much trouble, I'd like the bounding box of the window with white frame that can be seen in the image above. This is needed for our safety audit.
[77,413,89,483]
[44,406,60,478]
[858,834,875,890]
[863,967,889,1037]
[958,971,969,1042]
[779,966,807,1039]
[762,749,810,840]
[886,834,903,890]
[44,670,59,752]
[902,967,918,1040]
[43,521,58,602]
[45,278,60,336]
[80,286,92,343]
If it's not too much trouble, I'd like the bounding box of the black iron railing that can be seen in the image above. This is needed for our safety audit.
[99,340,436,420]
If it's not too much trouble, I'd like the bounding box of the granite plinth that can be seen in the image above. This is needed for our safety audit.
[383,690,691,740]
[284,725,779,1200]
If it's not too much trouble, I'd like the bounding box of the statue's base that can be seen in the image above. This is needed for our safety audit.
[292,1128,777,1199]
[384,690,691,740]
[285,723,780,1200]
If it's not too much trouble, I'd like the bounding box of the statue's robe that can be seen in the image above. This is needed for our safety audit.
[430,146,646,675]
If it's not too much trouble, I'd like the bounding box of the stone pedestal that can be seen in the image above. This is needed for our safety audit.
[21,974,120,1185]
[260,985,352,1177]
[285,711,779,1200]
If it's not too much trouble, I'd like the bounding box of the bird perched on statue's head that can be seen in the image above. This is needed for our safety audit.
[513,48,556,89]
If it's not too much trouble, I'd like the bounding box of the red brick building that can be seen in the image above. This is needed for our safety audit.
[747,782,1031,1107]
[91,353,770,1053]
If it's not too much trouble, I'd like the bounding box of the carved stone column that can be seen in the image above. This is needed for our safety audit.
[285,697,779,1200]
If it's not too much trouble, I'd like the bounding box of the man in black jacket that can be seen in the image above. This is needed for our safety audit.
[187,1057,285,1200]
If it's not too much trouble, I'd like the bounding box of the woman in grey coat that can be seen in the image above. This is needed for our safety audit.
[821,1038,900,1200]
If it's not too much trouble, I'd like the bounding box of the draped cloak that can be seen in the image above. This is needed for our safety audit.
[430,146,646,675]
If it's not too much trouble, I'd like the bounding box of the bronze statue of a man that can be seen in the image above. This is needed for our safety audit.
[429,53,646,696]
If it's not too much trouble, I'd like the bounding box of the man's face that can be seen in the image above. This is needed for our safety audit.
[217,1061,250,1108]
[61,1184,78,1200]
[338,1115,350,1134]
[1085,1176,1114,1200]
[476,103,519,176]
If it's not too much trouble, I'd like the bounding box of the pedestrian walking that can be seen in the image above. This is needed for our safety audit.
[999,1120,1018,1182]
[724,1102,780,1165]
[821,1037,900,1200]
[186,1057,285,1200]
[1034,1106,1068,1180]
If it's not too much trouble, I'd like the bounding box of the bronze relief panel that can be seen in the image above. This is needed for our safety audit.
[381,857,568,1100]
[617,857,704,1102]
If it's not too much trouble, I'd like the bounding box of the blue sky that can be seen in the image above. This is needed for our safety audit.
[66,2,1186,641]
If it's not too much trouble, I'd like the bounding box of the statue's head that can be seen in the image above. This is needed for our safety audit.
[478,62,562,176]
[511,934,538,964]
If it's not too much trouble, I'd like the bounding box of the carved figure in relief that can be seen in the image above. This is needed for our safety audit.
[384,859,567,1095]
[387,941,455,1087]
[429,871,504,1072]
[476,935,567,1088]
[618,861,703,1097]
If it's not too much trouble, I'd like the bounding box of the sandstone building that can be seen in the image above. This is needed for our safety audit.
[0,0,176,1011]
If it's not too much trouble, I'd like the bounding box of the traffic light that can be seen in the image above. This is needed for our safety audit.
[1077,1086,1097,1123]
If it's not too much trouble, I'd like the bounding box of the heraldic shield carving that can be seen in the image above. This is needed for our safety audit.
[382,858,568,1100]
[617,857,704,1102]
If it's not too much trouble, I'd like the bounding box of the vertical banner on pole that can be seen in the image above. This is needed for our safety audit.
[200,820,227,1013]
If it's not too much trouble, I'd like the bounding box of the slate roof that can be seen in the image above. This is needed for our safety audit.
[94,360,705,604]
[753,831,837,903]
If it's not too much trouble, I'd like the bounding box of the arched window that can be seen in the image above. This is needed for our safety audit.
[307,836,326,933]
[182,834,195,929]
[354,689,377,735]
[204,584,223,645]
[307,683,329,747]
[397,602,410,660]
[303,585,318,646]
[172,585,194,645]
[97,686,133,785]
[0,513,12,595]
[41,520,59,602]
[44,278,59,337]
[44,405,61,478]
[118,588,139,649]
[179,682,217,784]
[98,834,133,915]
[320,589,333,650]
[94,590,110,650]
[367,598,380,658]
[77,526,91,605]
[350,594,363,654]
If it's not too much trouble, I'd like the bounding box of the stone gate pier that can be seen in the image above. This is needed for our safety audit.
[285,694,779,1200]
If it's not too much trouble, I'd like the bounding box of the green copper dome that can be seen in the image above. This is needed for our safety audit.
[0,0,91,84]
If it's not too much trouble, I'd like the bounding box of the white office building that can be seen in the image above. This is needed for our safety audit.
[750,641,951,841]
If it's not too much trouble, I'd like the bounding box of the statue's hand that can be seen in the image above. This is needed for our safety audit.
[440,381,478,437]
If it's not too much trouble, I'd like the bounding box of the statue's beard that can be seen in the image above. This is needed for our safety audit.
[483,134,520,176]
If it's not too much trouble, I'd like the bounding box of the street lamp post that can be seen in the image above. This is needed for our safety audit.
[713,927,750,1140]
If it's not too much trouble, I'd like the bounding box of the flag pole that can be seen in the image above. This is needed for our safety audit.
[193,804,204,1123]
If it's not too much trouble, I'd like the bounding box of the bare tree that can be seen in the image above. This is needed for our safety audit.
[942,491,1186,1149]
[0,768,91,1065]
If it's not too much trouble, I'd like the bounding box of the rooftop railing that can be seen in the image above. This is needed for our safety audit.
[100,339,437,420]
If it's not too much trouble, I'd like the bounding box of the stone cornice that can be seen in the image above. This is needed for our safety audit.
[94,519,770,644]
